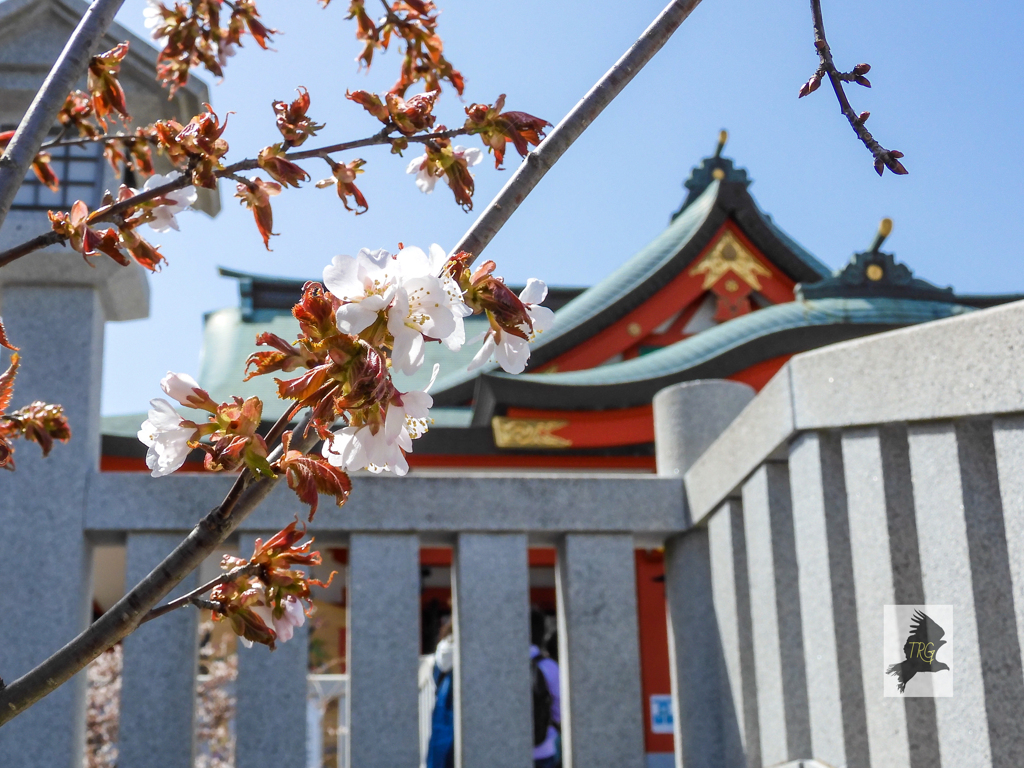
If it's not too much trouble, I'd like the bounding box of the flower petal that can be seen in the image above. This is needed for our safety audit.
[518,278,548,305]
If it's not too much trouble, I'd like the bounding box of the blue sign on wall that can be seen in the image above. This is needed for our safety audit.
[650,694,674,734]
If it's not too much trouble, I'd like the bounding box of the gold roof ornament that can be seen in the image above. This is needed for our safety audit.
[715,130,728,158]
[869,217,893,252]
[689,230,772,291]
[491,417,572,449]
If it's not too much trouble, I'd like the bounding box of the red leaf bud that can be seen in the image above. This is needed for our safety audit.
[852,63,871,75]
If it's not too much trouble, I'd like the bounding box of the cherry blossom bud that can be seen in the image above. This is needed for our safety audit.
[852,63,871,75]
[161,371,216,411]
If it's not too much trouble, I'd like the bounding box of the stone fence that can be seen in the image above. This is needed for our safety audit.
[669,299,1024,768]
[1,255,1022,768]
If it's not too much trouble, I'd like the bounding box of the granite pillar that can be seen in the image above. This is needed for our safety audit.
[992,415,1024,704]
[654,378,754,768]
[236,534,309,768]
[346,533,420,768]
[908,421,1024,767]
[788,431,868,768]
[556,534,645,768]
[841,428,916,768]
[119,533,201,768]
[453,533,532,768]
[0,285,105,768]
[706,499,759,768]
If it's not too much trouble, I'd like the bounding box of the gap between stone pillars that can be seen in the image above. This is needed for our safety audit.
[235,534,309,768]
[346,533,420,768]
[452,533,532,768]
[119,533,201,768]
[556,533,645,768]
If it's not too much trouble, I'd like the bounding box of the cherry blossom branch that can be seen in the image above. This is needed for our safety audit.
[451,0,704,262]
[0,0,702,724]
[39,133,156,151]
[0,126,472,270]
[0,414,318,726]
[140,563,261,624]
[0,0,126,232]
[802,0,907,176]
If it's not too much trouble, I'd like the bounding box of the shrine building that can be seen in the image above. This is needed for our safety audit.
[96,134,1023,761]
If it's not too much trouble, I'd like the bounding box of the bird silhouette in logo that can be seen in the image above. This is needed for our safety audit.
[886,610,949,693]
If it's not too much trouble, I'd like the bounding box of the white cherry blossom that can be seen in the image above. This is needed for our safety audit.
[240,592,305,647]
[142,173,198,233]
[321,423,406,476]
[323,248,399,334]
[138,398,195,477]
[321,366,439,476]
[386,245,467,374]
[405,146,482,194]
[467,279,555,374]
[273,596,306,643]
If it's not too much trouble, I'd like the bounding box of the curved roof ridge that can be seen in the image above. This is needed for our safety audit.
[489,297,974,389]
[750,202,832,279]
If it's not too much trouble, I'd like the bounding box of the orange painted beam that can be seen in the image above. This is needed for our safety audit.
[635,550,673,753]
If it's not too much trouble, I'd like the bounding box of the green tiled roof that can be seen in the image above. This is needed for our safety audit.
[491,297,975,388]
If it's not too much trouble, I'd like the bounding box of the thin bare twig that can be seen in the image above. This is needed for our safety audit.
[140,563,261,624]
[801,0,907,176]
[39,133,153,151]
[0,127,470,270]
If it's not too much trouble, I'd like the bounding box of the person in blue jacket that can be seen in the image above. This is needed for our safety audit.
[426,619,455,768]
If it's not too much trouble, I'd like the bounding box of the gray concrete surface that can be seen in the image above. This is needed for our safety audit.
[119,533,200,768]
[453,533,532,768]
[346,534,420,768]
[557,534,645,768]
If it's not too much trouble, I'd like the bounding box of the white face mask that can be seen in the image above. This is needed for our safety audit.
[435,635,454,673]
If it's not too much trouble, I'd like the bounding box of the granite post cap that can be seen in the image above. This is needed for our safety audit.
[0,248,149,321]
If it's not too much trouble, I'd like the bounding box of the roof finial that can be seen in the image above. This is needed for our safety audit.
[714,130,728,159]
[869,217,893,252]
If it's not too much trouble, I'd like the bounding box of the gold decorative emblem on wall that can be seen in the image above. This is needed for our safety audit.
[491,417,573,449]
[689,230,772,290]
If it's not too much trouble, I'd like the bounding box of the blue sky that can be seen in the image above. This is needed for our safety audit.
[103,0,1024,415]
